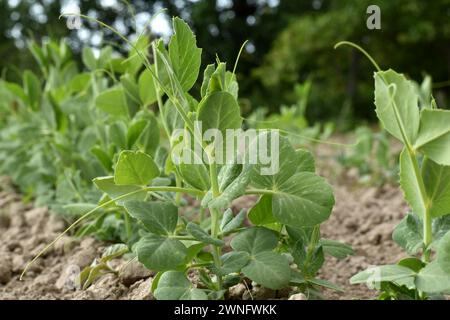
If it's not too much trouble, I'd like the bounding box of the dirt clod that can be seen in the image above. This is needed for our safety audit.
[0,254,12,284]
[288,293,307,300]
[119,260,154,287]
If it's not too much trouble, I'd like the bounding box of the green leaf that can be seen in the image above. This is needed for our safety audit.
[90,146,112,171]
[245,134,333,227]
[432,215,450,243]
[204,63,227,95]
[437,231,450,274]
[124,201,178,235]
[135,234,187,271]
[93,176,146,205]
[308,278,343,292]
[225,71,239,99]
[197,91,242,134]
[23,70,41,110]
[4,81,27,102]
[168,17,202,92]
[162,99,186,134]
[399,148,426,218]
[248,194,276,224]
[138,68,158,105]
[221,209,246,234]
[114,150,159,186]
[183,243,207,265]
[218,163,242,192]
[109,121,127,149]
[242,251,290,290]
[177,148,210,190]
[350,265,416,285]
[220,209,233,231]
[126,36,148,75]
[201,63,238,99]
[422,159,450,218]
[207,165,253,210]
[101,244,129,262]
[320,239,354,259]
[62,203,98,217]
[272,172,335,227]
[201,64,215,98]
[251,135,300,188]
[392,213,423,254]
[217,251,250,276]
[186,222,224,246]
[121,73,140,115]
[82,47,97,70]
[296,149,316,173]
[374,70,420,144]
[397,257,425,273]
[230,227,278,255]
[95,87,129,117]
[291,240,324,276]
[415,261,450,293]
[135,111,160,156]
[154,271,207,300]
[414,109,450,166]
[127,119,147,149]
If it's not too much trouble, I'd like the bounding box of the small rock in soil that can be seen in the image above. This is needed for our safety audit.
[126,278,154,300]
[84,273,125,300]
[11,254,25,273]
[119,260,154,287]
[67,242,97,269]
[227,283,246,300]
[288,293,307,300]
[0,211,10,229]
[0,254,12,284]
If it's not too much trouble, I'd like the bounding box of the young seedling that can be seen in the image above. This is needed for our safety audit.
[336,41,450,299]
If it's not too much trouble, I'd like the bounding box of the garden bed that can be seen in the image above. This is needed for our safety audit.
[0,166,409,300]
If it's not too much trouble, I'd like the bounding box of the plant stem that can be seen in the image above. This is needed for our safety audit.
[409,152,433,259]
[175,174,182,205]
[208,156,223,289]
[209,207,223,288]
[170,235,197,241]
[124,211,132,242]
[199,207,205,223]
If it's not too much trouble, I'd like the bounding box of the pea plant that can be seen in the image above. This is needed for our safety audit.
[0,37,163,243]
[21,16,354,300]
[336,42,450,299]
[248,80,334,146]
[337,125,398,186]
[0,40,105,209]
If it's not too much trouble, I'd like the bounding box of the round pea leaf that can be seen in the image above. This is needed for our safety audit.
[154,271,207,300]
[135,234,187,271]
[272,172,335,228]
[230,227,278,255]
[124,201,178,235]
[242,251,290,290]
[197,91,242,134]
[114,150,159,186]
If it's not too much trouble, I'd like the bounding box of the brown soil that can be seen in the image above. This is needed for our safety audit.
[0,145,410,300]
[319,183,407,299]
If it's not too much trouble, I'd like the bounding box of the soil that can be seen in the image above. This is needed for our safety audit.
[0,142,410,300]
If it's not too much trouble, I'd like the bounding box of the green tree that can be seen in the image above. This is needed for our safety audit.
[254,0,450,124]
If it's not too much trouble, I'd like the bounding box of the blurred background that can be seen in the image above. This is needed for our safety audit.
[1,0,450,128]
